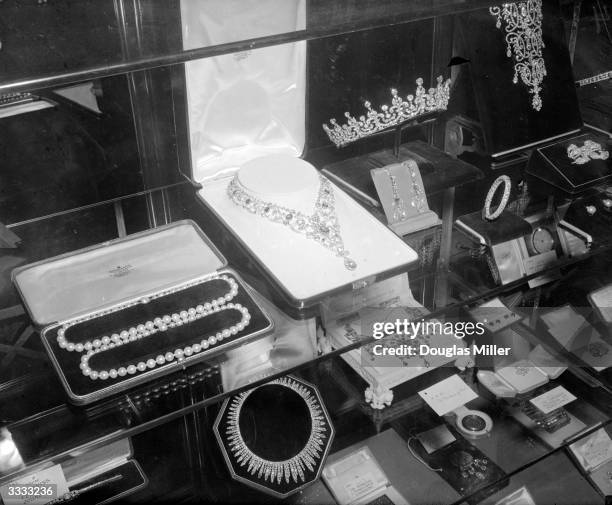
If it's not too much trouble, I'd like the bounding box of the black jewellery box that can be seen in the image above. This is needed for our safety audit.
[11,220,273,404]
[457,0,610,198]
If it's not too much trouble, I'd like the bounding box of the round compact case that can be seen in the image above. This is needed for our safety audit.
[214,375,334,498]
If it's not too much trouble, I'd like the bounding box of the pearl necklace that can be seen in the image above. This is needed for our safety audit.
[54,274,251,381]
[227,174,358,271]
[225,376,328,485]
[80,303,250,380]
[57,275,239,352]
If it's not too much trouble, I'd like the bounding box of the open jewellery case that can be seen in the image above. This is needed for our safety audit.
[179,0,418,318]
[60,438,147,504]
[11,220,273,404]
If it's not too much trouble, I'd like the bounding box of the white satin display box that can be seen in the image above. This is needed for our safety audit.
[181,1,418,315]
[197,157,419,313]
[12,221,273,404]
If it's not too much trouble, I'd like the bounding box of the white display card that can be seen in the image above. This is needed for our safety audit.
[529,386,576,414]
[418,375,478,416]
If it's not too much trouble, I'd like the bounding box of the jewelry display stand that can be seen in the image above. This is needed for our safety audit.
[12,221,273,404]
[371,159,441,236]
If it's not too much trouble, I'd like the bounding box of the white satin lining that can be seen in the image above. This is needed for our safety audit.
[181,0,306,180]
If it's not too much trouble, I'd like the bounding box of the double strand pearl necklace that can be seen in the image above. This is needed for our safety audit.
[58,275,238,352]
[56,275,251,381]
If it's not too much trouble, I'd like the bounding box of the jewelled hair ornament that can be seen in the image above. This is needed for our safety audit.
[225,376,330,486]
[322,76,451,147]
[567,140,609,165]
[227,174,357,270]
[489,0,547,111]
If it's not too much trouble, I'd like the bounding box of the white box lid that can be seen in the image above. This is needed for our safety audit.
[12,220,226,327]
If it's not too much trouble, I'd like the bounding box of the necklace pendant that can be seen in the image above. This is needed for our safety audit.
[344,257,357,270]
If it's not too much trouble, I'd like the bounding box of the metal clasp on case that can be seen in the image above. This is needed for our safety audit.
[352,276,376,291]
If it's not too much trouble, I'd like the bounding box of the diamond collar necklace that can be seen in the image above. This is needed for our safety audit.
[225,376,328,485]
[227,174,357,270]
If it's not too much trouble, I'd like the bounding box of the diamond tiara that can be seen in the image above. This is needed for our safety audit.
[322,76,451,148]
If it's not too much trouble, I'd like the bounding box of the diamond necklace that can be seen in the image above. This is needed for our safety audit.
[227,174,357,270]
[225,376,328,485]
[489,0,546,111]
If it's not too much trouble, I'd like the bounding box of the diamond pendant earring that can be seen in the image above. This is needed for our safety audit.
[387,170,408,222]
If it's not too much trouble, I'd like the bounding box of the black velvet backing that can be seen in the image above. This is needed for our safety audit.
[414,434,508,504]
[239,385,311,461]
[217,380,333,497]
[458,0,583,155]
[43,271,271,401]
[307,20,435,149]
[528,133,612,193]
[561,191,612,246]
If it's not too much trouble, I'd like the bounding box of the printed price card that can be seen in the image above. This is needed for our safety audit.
[418,374,478,416]
[529,385,576,414]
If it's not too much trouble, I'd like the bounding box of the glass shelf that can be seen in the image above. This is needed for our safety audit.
[4,237,612,488]
[0,0,505,94]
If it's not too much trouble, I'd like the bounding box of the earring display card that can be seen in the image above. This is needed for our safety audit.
[371,160,440,236]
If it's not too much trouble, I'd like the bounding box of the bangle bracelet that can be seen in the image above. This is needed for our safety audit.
[483,175,511,221]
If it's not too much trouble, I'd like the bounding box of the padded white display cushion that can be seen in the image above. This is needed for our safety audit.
[199,157,418,302]
[238,155,319,198]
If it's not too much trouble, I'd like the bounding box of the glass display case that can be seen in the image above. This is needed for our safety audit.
[0,1,611,504]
